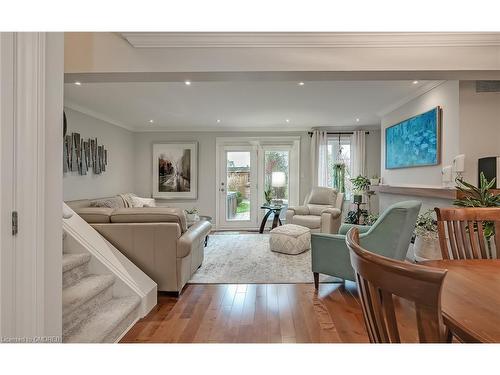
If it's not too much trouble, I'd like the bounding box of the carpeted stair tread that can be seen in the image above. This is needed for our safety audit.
[64,296,141,343]
[63,274,115,316]
[63,253,91,273]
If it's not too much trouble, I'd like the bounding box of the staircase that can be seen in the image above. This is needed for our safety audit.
[62,250,141,343]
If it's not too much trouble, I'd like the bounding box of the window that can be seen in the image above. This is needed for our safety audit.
[327,135,352,199]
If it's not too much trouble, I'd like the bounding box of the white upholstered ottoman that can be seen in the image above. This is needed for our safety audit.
[269,224,311,255]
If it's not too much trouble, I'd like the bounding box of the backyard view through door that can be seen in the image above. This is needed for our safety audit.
[227,151,251,220]
[218,147,258,229]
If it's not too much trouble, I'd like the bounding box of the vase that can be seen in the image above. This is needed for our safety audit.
[414,236,441,262]
[353,195,363,204]
[370,178,380,186]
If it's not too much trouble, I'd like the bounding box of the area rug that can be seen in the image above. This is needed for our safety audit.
[189,234,340,284]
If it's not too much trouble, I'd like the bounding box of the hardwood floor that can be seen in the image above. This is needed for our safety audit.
[121,282,380,343]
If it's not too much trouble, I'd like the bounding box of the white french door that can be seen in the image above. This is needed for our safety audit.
[215,137,300,230]
[217,145,259,229]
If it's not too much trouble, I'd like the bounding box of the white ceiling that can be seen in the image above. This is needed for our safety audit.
[64,80,440,132]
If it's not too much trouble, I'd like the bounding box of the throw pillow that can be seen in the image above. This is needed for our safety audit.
[119,193,137,208]
[89,197,126,209]
[131,196,156,208]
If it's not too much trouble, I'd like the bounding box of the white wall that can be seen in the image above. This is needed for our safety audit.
[63,108,135,201]
[459,81,500,183]
[381,81,460,188]
[134,131,311,219]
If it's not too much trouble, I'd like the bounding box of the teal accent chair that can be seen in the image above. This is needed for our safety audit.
[311,200,422,289]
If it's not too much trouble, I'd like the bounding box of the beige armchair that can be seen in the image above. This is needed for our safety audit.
[286,187,344,234]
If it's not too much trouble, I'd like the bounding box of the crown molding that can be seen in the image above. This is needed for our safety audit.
[63,101,136,132]
[133,125,311,133]
[376,80,447,117]
[121,32,500,48]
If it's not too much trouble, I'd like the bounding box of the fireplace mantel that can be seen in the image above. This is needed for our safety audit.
[370,185,456,200]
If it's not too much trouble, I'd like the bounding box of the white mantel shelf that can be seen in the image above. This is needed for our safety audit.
[370,185,456,200]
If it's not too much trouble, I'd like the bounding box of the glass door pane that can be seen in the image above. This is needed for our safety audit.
[264,150,289,205]
[226,151,251,221]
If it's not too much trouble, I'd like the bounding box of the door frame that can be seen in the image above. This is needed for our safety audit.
[0,33,64,340]
[215,136,300,231]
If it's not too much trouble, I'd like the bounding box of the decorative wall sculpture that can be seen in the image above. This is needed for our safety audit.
[63,132,108,175]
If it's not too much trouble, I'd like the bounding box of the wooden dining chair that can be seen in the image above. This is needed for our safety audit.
[434,207,500,260]
[345,227,450,343]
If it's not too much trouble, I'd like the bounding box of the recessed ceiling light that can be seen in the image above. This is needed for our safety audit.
[184,80,191,86]
[413,80,419,84]
[356,118,360,122]
[216,119,221,123]
[149,119,154,124]
[74,81,81,86]
[286,119,290,123]
[298,82,305,86]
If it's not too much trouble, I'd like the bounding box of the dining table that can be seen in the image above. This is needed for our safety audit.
[422,259,500,343]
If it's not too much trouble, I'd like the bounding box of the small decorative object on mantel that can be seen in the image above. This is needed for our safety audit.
[441,165,453,188]
[369,175,380,186]
[153,142,198,199]
[63,131,108,176]
[452,154,465,180]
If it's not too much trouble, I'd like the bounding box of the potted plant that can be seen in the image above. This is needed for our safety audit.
[370,175,380,186]
[454,172,499,244]
[185,207,199,222]
[413,209,441,261]
[264,187,273,205]
[352,189,363,204]
[350,175,370,203]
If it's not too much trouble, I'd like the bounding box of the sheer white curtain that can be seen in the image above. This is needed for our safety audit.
[310,130,329,187]
[351,130,366,178]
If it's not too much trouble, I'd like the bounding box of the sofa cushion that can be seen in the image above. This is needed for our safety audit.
[90,196,126,209]
[110,207,187,232]
[75,207,113,223]
[291,214,321,229]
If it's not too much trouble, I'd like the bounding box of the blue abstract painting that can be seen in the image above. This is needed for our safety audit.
[385,107,441,169]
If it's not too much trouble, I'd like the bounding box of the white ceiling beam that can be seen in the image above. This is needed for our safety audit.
[121,32,500,48]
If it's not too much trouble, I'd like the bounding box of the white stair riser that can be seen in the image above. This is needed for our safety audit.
[63,262,89,289]
[63,285,113,339]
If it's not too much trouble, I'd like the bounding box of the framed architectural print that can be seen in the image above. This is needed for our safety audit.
[385,106,441,169]
[152,142,198,199]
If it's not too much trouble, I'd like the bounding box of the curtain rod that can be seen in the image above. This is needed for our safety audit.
[307,131,370,137]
